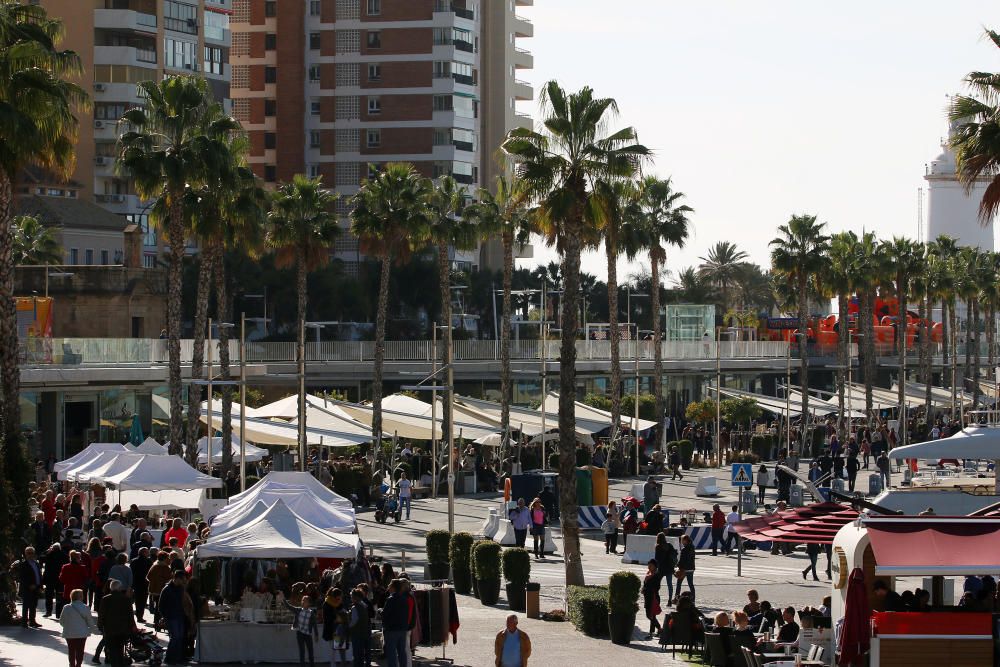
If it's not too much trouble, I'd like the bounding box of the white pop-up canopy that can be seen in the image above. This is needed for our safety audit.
[65,451,143,483]
[211,490,355,534]
[335,395,498,440]
[199,410,372,448]
[98,454,223,490]
[194,436,269,464]
[133,438,168,455]
[456,395,606,440]
[119,489,206,511]
[54,442,129,477]
[889,425,1000,460]
[228,471,354,511]
[197,499,360,559]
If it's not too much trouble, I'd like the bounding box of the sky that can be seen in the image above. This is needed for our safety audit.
[513,0,999,285]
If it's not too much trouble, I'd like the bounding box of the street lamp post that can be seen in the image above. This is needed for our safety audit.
[785,338,791,452]
[239,312,247,491]
[207,317,213,470]
[716,327,722,467]
[431,323,438,498]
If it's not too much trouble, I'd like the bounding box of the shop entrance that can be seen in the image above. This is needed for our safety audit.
[64,399,97,457]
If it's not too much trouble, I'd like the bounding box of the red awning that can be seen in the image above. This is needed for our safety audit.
[730,502,859,544]
[865,517,1000,575]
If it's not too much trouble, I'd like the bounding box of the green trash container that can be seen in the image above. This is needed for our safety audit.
[575,467,593,506]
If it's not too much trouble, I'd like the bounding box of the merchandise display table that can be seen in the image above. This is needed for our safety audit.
[195,620,332,664]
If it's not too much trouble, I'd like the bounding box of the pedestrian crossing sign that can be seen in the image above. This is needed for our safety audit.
[731,463,753,487]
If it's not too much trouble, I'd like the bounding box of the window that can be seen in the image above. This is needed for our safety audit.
[69,248,78,264]
[335,161,359,186]
[335,96,359,119]
[309,32,321,50]
[264,33,276,50]
[335,129,359,151]
[203,46,223,75]
[164,0,198,34]
[85,249,94,266]
[310,130,321,148]
[433,94,453,111]
[264,1,276,17]
[264,66,277,83]
[308,64,321,82]
[204,11,228,41]
[127,213,155,246]
[366,30,381,49]
[309,0,321,16]
[366,0,380,15]
[308,164,320,178]
[101,249,110,265]
[95,102,131,120]
[164,37,197,70]
[231,64,249,88]
[452,61,473,84]
[264,165,276,182]
[310,99,321,115]
[264,132,276,149]
[366,129,380,148]
[367,96,381,114]
[367,63,381,81]
[454,95,474,118]
[336,0,359,20]
[265,99,276,116]
[143,254,156,268]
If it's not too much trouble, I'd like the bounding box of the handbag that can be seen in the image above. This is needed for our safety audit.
[651,596,662,617]
[674,567,686,580]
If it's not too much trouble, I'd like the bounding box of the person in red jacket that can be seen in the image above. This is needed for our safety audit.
[59,550,91,606]
[710,504,727,556]
[163,518,188,549]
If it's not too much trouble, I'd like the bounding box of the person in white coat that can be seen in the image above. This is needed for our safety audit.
[60,588,98,667]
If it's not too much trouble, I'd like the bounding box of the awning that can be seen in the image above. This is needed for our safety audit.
[730,502,859,544]
[888,425,1000,460]
[864,516,1000,575]
[199,410,371,448]
[539,392,657,432]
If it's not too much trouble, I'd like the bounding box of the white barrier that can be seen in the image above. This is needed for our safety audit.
[481,508,499,539]
[621,533,680,564]
[695,476,720,497]
[496,519,556,554]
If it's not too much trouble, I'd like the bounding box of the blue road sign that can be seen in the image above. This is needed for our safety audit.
[731,463,753,487]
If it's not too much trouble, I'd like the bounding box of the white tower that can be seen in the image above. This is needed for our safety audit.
[923,125,995,250]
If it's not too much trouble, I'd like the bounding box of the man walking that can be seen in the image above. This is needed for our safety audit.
[508,498,531,549]
[396,472,413,520]
[16,547,43,628]
[494,614,531,667]
[710,505,726,556]
[158,571,191,665]
[669,447,684,481]
[381,580,409,667]
[724,504,741,555]
[130,547,152,623]
[876,451,891,491]
[97,580,132,667]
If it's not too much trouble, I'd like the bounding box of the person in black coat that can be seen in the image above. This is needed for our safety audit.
[654,532,677,604]
[674,535,696,603]
[643,505,665,536]
[641,561,662,639]
[129,547,152,623]
[42,542,68,618]
[846,453,860,492]
[28,512,50,552]
[16,546,43,627]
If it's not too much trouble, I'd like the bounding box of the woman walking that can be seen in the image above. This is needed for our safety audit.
[654,532,676,605]
[60,589,97,667]
[802,542,821,581]
[756,464,768,504]
[641,560,662,640]
[674,534,696,602]
[529,498,547,559]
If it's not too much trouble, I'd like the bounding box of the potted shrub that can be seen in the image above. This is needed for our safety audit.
[472,540,502,606]
[567,585,609,637]
[501,548,531,612]
[425,530,451,582]
[470,539,486,598]
[678,439,694,469]
[449,532,475,594]
[607,570,641,645]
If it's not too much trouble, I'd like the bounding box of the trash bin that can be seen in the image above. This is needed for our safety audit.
[868,473,883,496]
[740,489,757,515]
[525,582,541,619]
[575,467,593,506]
[831,478,846,494]
[789,484,804,506]
[589,466,609,506]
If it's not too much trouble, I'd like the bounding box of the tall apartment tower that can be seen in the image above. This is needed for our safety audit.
[35,0,232,267]
[230,0,533,275]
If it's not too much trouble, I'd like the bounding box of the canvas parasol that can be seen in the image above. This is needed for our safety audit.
[838,567,871,666]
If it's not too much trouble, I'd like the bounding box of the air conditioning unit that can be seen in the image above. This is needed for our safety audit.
[94,120,104,129]
[94,83,106,92]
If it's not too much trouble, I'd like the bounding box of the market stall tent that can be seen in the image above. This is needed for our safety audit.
[194,436,269,463]
[64,451,143,483]
[98,454,223,490]
[54,442,129,477]
[119,489,206,511]
[211,491,355,534]
[228,471,354,511]
[197,499,360,559]
[198,410,371,448]
[133,438,168,455]
[540,392,658,432]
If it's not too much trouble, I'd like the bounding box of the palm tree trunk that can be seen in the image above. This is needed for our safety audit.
[897,278,907,429]
[950,299,958,418]
[437,241,452,452]
[941,298,949,389]
[965,302,973,394]
[500,231,513,446]
[186,244,214,464]
[606,230,622,446]
[0,169,29,548]
[837,291,848,438]
[214,248,234,481]
[861,290,875,417]
[797,275,809,453]
[972,299,982,407]
[987,301,995,371]
[166,198,187,456]
[296,252,307,467]
[651,250,664,457]
[373,255,391,466]
[558,217,585,588]
[920,295,932,419]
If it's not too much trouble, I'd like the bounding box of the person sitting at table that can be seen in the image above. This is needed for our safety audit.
[670,592,706,644]
[775,607,799,644]
[751,600,780,633]
[743,589,761,617]
[913,589,931,611]
[873,579,905,611]
[818,595,831,617]
[732,610,756,643]
[713,611,735,664]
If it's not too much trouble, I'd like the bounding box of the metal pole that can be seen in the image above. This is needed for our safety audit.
[716,328,722,467]
[541,322,547,471]
[431,323,438,499]
[492,283,498,342]
[239,312,247,492]
[786,340,791,453]
[635,334,640,476]
[848,338,853,438]
[207,317,213,471]
[901,348,908,447]
[447,323,455,533]
[298,317,306,471]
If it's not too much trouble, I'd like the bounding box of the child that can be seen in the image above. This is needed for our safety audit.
[601,502,619,554]
[284,595,319,667]
[641,560,662,640]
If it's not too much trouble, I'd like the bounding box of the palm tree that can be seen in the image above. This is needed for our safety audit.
[632,176,692,454]
[465,176,531,446]
[949,29,1000,224]
[698,241,749,313]
[847,232,884,418]
[118,75,237,455]
[350,163,431,464]
[770,215,829,449]
[885,237,923,439]
[671,267,718,304]
[826,232,857,436]
[12,215,62,265]
[0,0,86,554]
[267,174,340,465]
[426,176,475,453]
[502,81,649,586]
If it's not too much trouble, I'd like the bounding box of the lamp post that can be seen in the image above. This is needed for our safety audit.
[239,312,247,491]
[540,322,548,470]
[785,337,792,453]
[205,320,235,471]
[431,323,438,498]
[716,328,722,467]
[627,291,648,472]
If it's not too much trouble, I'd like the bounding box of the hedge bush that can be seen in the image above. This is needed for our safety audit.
[502,547,531,586]
[607,571,641,615]
[472,540,502,581]
[449,532,475,594]
[677,439,694,467]
[426,530,451,565]
[567,585,609,637]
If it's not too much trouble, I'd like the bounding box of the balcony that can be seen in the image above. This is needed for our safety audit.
[513,15,533,38]
[514,111,533,129]
[453,73,475,86]
[94,45,156,68]
[513,46,533,69]
[94,9,157,33]
[454,39,474,53]
[513,78,533,101]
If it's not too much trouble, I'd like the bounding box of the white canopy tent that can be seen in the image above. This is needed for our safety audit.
[133,437,168,455]
[888,425,1000,460]
[193,436,269,464]
[119,489,206,511]
[54,442,128,477]
[293,400,379,438]
[889,382,974,408]
[712,387,808,418]
[252,394,301,419]
[456,395,608,440]
[64,451,143,483]
[227,471,354,511]
[540,391,658,431]
[98,454,222,490]
[199,410,372,448]
[197,499,360,559]
[778,387,868,419]
[199,400,259,419]
[210,490,355,534]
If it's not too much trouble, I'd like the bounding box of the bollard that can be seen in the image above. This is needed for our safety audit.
[525,582,540,619]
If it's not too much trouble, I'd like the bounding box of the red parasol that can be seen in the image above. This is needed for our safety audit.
[838,568,871,666]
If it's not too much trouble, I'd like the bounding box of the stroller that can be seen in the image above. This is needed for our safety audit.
[127,628,165,666]
[374,490,401,523]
